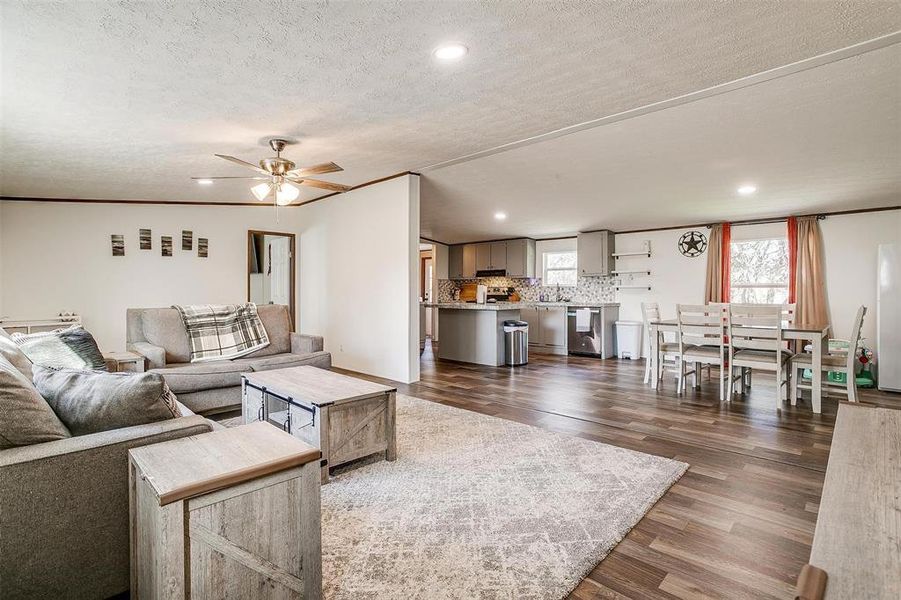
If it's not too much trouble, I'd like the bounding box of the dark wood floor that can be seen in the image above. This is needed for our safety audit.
[339,342,900,600]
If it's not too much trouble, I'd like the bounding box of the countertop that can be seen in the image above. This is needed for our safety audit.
[422,301,620,311]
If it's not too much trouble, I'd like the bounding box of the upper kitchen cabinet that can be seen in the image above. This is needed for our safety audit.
[462,244,477,278]
[506,239,536,278]
[448,245,463,279]
[577,230,615,276]
[475,242,506,272]
[448,238,534,279]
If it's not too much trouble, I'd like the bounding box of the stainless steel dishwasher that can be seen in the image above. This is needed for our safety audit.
[567,306,614,358]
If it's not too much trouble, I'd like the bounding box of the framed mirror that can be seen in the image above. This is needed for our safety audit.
[247,230,296,328]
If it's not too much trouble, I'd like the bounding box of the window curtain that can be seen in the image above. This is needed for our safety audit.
[787,216,798,303]
[794,216,830,328]
[704,223,731,303]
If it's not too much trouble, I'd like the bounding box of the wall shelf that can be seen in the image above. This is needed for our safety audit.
[615,285,652,291]
[612,251,651,258]
[611,270,651,275]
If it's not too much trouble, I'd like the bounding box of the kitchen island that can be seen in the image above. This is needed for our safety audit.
[424,303,521,366]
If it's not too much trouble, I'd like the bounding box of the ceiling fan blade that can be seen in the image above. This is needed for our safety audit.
[286,162,343,177]
[214,154,268,174]
[289,178,352,192]
[191,176,269,180]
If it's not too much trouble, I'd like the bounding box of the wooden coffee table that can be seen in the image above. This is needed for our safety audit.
[241,366,397,483]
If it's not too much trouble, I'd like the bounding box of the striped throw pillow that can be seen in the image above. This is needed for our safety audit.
[12,326,108,371]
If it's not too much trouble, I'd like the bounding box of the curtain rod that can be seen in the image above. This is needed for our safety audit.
[706,214,826,228]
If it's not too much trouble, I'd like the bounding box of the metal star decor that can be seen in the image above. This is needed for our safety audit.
[678,231,708,257]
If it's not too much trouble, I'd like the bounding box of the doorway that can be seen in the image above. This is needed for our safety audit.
[247,230,296,327]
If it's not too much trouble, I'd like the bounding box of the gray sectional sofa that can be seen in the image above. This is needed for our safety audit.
[127,304,331,414]
[0,343,216,599]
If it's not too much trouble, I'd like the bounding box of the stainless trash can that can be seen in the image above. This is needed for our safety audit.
[503,320,529,366]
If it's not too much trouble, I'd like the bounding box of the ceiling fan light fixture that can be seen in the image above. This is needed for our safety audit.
[251,182,273,201]
[275,181,300,205]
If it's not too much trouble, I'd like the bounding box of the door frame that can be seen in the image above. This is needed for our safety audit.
[247,230,296,329]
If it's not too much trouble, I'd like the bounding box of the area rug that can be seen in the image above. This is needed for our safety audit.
[319,395,688,599]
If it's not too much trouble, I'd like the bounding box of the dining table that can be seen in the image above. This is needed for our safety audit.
[649,318,831,413]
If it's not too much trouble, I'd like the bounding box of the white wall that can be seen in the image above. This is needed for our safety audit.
[0,201,302,349]
[0,174,422,383]
[613,210,901,357]
[297,174,420,383]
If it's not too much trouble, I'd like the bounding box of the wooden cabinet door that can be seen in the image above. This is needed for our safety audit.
[578,232,602,276]
[475,243,491,271]
[506,240,525,277]
[448,245,463,279]
[520,307,541,346]
[541,307,567,348]
[462,245,477,278]
[489,242,507,270]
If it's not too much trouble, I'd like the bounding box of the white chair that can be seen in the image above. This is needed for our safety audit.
[791,306,866,404]
[641,302,680,385]
[677,304,728,400]
[728,304,794,407]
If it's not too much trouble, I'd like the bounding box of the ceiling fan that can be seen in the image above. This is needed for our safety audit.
[192,138,351,205]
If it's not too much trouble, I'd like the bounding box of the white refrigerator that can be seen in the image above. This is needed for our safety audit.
[878,243,901,392]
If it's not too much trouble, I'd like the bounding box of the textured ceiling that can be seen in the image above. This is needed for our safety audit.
[1,1,899,210]
[420,43,901,243]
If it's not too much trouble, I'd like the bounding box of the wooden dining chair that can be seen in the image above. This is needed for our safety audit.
[641,302,680,385]
[677,304,728,401]
[791,306,866,404]
[728,304,794,407]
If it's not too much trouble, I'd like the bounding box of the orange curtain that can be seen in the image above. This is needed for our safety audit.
[705,223,731,303]
[787,216,798,303]
[795,217,830,328]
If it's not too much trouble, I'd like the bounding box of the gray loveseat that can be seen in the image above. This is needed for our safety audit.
[127,304,331,414]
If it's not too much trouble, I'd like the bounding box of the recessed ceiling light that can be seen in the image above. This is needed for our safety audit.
[737,185,757,196]
[433,43,468,61]
[197,179,214,185]
[494,212,507,220]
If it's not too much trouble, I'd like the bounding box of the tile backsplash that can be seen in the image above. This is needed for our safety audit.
[437,276,616,304]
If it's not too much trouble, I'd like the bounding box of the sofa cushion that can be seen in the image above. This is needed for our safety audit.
[153,361,247,394]
[0,355,71,449]
[176,386,243,415]
[142,308,192,364]
[12,326,107,371]
[243,304,292,358]
[0,327,34,380]
[33,367,182,436]
[236,351,332,372]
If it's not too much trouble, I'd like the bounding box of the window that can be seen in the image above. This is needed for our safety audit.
[542,251,578,286]
[730,238,789,304]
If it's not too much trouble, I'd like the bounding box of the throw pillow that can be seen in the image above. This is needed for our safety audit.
[0,327,34,380]
[12,326,107,371]
[0,355,70,449]
[33,367,182,436]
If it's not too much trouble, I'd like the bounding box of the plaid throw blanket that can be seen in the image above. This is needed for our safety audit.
[173,303,270,363]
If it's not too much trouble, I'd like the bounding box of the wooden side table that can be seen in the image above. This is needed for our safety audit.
[128,422,322,599]
[103,351,145,373]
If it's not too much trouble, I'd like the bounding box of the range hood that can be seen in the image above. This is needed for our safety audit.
[475,269,506,278]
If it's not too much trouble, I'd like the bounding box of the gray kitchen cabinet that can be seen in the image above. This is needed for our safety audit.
[520,307,540,347]
[475,243,491,271]
[448,245,464,280]
[523,305,566,355]
[577,230,615,276]
[505,239,536,278]
[541,306,567,351]
[462,244,477,278]
[489,242,507,270]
